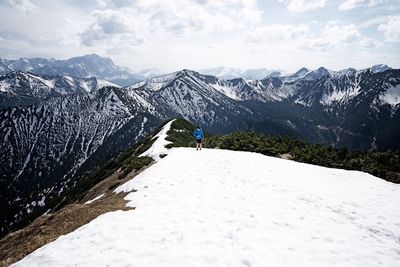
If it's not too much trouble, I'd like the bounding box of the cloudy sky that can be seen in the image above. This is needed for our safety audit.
[0,0,399,72]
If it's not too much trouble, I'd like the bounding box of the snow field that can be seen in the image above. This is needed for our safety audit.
[13,147,400,267]
[84,193,105,204]
[139,119,174,161]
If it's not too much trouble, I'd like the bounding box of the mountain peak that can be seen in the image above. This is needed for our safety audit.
[370,64,391,74]
[175,69,200,78]
[265,71,282,78]
[295,67,310,75]
[315,67,329,74]
[300,67,330,81]
[283,67,310,81]
[180,68,197,74]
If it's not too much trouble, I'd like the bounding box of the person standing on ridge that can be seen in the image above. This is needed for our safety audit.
[193,126,204,150]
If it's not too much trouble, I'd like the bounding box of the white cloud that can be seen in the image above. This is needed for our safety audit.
[138,0,262,34]
[304,22,361,49]
[79,0,262,43]
[81,9,144,46]
[0,0,398,71]
[244,21,364,51]
[95,0,132,8]
[244,24,309,43]
[378,16,400,42]
[339,0,383,11]
[359,37,382,48]
[7,0,36,14]
[357,16,390,28]
[279,0,327,13]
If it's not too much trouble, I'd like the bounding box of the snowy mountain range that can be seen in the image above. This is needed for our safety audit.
[198,67,278,80]
[126,66,400,151]
[1,63,399,239]
[0,54,143,86]
[0,71,119,109]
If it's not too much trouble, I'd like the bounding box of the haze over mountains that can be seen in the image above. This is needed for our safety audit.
[0,54,399,238]
[0,54,142,86]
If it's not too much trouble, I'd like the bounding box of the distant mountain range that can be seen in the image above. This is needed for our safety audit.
[0,71,119,109]
[0,54,143,86]
[0,59,399,238]
[198,67,278,80]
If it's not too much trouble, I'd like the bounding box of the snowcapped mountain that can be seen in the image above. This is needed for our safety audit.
[0,87,162,237]
[303,67,330,81]
[129,69,294,103]
[370,64,392,73]
[11,144,400,266]
[0,54,142,86]
[280,67,332,82]
[198,67,244,79]
[199,67,277,80]
[127,69,255,131]
[125,67,400,150]
[282,67,310,82]
[267,67,400,150]
[2,66,399,165]
[0,71,119,109]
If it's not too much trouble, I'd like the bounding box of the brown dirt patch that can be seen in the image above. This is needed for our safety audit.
[0,192,128,266]
[0,164,152,266]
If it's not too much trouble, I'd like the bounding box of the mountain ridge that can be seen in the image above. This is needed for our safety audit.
[0,54,143,86]
[0,71,119,109]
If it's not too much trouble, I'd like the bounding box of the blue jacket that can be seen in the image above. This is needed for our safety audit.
[193,128,204,140]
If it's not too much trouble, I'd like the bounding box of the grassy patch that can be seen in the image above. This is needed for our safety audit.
[166,118,211,148]
[118,156,153,179]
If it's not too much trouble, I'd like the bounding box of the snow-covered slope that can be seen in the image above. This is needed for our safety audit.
[127,70,253,130]
[139,119,174,161]
[14,148,400,266]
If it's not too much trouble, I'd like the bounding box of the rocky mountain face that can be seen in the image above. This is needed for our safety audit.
[127,67,400,150]
[1,64,399,238]
[149,68,399,150]
[267,67,400,151]
[0,54,142,86]
[0,87,162,237]
[0,71,119,109]
[127,69,255,132]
